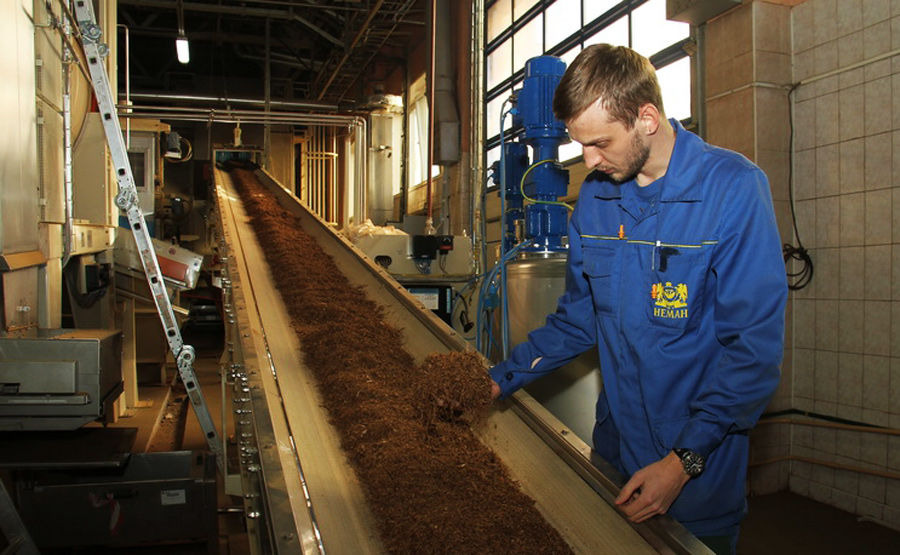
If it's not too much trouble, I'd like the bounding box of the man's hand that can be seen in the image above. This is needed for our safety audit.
[614,451,690,523]
[490,380,501,400]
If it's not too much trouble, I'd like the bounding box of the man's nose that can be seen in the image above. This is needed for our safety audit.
[583,147,604,170]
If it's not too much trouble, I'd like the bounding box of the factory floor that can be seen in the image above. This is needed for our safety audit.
[163,326,249,555]
[179,330,250,555]
[740,491,900,554]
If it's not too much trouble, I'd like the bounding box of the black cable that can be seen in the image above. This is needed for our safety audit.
[63,261,109,309]
[784,84,814,291]
[451,286,474,333]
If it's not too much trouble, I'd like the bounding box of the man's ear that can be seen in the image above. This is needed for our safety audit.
[638,103,661,136]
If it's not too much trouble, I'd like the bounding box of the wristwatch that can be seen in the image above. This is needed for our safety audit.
[673,448,705,478]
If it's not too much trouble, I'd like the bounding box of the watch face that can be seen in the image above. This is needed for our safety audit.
[676,449,704,477]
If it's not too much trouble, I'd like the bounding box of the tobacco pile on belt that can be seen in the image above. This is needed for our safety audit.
[230,168,571,554]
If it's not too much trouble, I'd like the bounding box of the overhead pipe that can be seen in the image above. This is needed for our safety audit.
[431,0,460,234]
[121,92,338,112]
[399,58,410,222]
[234,50,324,72]
[121,113,350,126]
[119,104,358,123]
[264,17,271,169]
[355,117,367,227]
[424,0,436,234]
[469,0,485,270]
[330,128,337,222]
[290,12,342,47]
[119,105,367,226]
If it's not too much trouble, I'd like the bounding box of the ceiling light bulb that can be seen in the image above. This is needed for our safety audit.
[176,36,190,64]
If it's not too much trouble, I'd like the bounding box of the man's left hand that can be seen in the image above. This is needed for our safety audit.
[614,451,690,523]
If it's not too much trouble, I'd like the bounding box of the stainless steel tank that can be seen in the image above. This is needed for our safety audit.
[506,254,601,444]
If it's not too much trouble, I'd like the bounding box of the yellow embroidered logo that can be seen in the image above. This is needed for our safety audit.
[653,281,688,319]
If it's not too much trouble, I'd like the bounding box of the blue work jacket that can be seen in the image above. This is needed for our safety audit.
[490,119,787,536]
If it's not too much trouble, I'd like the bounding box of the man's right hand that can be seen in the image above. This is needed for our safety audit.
[490,380,501,400]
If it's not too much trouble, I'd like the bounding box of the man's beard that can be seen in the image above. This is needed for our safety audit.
[608,131,650,184]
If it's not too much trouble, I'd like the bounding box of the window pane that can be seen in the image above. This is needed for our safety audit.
[631,0,689,58]
[513,14,543,71]
[486,92,511,140]
[584,0,621,23]
[559,45,581,67]
[487,38,512,90]
[559,140,582,163]
[584,15,628,47]
[657,56,691,121]
[415,100,429,185]
[408,102,422,185]
[514,0,539,21]
[406,98,434,186]
[545,0,580,50]
[488,0,511,43]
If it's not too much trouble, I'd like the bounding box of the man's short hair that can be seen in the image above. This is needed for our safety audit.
[553,44,665,128]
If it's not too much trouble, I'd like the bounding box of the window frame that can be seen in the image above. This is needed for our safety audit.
[407,74,441,190]
[483,0,693,164]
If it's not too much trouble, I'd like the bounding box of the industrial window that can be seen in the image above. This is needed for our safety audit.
[484,0,692,166]
[407,75,441,188]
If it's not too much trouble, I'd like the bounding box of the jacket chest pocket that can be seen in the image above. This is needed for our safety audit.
[583,246,617,315]
[647,248,710,330]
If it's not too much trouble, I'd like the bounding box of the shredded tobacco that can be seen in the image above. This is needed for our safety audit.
[230,167,571,554]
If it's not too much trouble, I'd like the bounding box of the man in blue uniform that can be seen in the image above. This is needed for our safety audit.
[489,44,787,554]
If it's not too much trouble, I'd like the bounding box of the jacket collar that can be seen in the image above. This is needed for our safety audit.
[659,118,704,203]
[590,119,705,203]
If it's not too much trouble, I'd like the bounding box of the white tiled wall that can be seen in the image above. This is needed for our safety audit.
[788,0,900,531]
[706,0,797,498]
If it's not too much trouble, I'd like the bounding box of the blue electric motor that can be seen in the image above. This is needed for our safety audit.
[500,55,570,252]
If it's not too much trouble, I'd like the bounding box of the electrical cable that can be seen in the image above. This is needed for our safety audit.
[414,259,432,275]
[476,240,526,357]
[520,159,574,211]
[475,175,492,352]
[485,308,500,358]
[63,262,109,309]
[784,84,813,291]
[166,136,194,164]
[480,174,490,274]
[450,285,475,337]
[497,99,518,359]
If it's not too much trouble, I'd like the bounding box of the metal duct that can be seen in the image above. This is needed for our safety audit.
[431,0,459,165]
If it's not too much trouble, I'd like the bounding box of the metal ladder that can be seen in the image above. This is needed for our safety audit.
[72,0,223,471]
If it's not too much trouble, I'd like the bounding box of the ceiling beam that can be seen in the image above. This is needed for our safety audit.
[119,0,302,21]
[123,26,313,50]
[290,13,342,47]
[120,0,346,49]
[315,0,385,100]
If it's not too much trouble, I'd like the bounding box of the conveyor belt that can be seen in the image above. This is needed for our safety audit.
[213,167,709,554]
